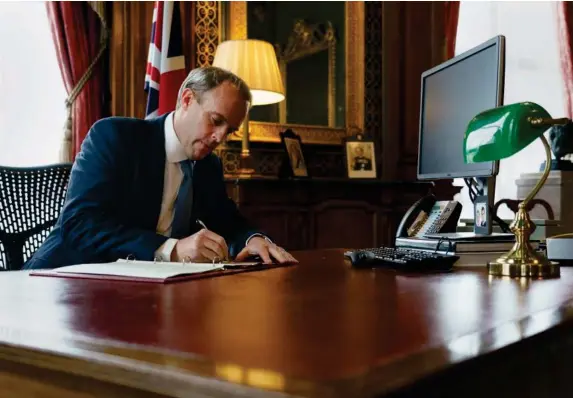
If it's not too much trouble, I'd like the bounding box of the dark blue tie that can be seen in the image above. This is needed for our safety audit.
[171,160,194,239]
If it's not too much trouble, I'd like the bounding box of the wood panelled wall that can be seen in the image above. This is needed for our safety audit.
[107,1,455,193]
[380,1,447,182]
[109,2,194,118]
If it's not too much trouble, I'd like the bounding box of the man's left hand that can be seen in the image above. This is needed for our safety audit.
[235,237,298,264]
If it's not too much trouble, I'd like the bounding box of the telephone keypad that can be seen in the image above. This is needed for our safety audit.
[417,201,456,236]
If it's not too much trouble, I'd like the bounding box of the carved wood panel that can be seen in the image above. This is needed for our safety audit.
[241,207,310,251]
[311,200,379,249]
[194,1,221,67]
[402,2,435,172]
[216,143,344,178]
[226,179,436,251]
[365,1,383,176]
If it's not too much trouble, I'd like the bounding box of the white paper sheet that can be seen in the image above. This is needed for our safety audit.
[50,259,258,280]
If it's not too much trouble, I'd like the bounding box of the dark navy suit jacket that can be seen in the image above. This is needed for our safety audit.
[23,115,263,270]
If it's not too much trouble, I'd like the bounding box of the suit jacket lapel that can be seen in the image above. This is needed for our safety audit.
[146,115,168,229]
[190,157,202,228]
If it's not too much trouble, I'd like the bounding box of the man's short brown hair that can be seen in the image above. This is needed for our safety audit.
[176,66,252,108]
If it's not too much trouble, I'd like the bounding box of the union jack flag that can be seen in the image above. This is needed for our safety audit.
[144,1,186,119]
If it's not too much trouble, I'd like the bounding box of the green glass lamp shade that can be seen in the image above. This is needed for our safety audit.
[463,102,552,163]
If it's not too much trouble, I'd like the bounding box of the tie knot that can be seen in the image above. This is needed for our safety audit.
[180,160,193,177]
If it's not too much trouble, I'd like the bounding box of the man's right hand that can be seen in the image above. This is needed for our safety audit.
[171,229,229,263]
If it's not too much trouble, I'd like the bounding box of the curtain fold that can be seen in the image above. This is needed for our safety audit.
[556,1,573,118]
[444,1,460,59]
[46,1,108,162]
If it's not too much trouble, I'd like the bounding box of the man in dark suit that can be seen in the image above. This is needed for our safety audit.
[24,67,297,269]
[352,146,372,171]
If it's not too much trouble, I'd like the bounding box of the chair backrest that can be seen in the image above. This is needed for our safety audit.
[0,163,72,271]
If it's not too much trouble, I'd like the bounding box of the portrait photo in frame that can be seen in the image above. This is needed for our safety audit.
[279,129,309,178]
[344,133,377,179]
[474,195,492,235]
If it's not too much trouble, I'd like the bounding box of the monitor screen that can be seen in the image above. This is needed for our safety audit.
[417,35,505,180]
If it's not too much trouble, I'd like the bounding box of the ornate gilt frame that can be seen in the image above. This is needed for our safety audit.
[223,1,364,145]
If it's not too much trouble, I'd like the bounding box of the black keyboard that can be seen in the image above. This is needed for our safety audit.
[345,246,459,272]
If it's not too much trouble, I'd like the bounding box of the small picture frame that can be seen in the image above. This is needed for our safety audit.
[474,195,492,235]
[279,129,309,178]
[344,132,377,179]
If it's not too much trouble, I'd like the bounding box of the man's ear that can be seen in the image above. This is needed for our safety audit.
[180,88,195,109]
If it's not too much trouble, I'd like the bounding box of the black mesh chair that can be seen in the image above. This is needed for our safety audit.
[0,163,72,271]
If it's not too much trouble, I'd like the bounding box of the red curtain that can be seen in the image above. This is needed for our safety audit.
[444,1,460,59]
[556,2,573,118]
[47,1,106,161]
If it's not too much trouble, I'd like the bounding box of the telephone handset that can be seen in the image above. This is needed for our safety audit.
[396,195,462,238]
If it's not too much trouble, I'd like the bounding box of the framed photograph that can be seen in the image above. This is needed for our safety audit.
[474,195,492,235]
[279,129,309,178]
[344,133,377,179]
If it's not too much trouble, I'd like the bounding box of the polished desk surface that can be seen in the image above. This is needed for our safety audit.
[1,249,573,397]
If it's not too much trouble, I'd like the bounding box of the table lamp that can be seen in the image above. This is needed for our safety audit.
[213,39,285,176]
[463,101,570,278]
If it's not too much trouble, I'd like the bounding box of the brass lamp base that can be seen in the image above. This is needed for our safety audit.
[488,254,560,279]
[487,133,560,279]
[488,200,559,279]
[235,149,258,178]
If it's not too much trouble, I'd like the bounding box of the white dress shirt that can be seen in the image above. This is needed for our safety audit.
[153,112,269,262]
[154,112,191,261]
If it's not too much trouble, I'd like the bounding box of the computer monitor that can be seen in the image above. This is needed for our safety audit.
[417,35,505,180]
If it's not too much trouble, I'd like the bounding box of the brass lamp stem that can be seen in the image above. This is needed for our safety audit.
[522,135,551,206]
[236,112,257,177]
[242,112,250,155]
[487,134,559,278]
[529,117,569,126]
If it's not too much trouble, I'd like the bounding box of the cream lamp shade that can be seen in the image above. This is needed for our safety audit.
[213,39,285,106]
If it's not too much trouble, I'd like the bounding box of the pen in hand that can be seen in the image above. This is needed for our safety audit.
[196,219,229,261]
[196,219,208,230]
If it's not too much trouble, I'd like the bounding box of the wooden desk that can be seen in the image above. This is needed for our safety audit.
[1,250,573,397]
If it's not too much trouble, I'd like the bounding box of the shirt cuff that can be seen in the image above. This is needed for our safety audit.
[154,238,178,262]
[245,233,273,247]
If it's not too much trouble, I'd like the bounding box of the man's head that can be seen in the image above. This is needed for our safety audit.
[354,146,364,157]
[173,66,252,160]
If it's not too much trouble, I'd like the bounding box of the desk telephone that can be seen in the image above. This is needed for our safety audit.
[396,195,462,238]
[345,194,461,270]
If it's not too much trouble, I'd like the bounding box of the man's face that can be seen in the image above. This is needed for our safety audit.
[355,146,364,157]
[174,82,248,160]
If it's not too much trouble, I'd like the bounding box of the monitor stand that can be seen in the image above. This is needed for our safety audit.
[426,176,513,241]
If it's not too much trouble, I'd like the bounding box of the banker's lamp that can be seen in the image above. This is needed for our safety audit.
[213,39,285,176]
[463,101,570,278]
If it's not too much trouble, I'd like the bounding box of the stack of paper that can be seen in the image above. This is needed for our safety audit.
[30,259,264,283]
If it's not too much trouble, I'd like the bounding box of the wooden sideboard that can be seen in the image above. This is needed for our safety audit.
[225,177,458,251]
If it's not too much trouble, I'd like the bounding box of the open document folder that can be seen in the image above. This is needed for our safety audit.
[30,258,294,284]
